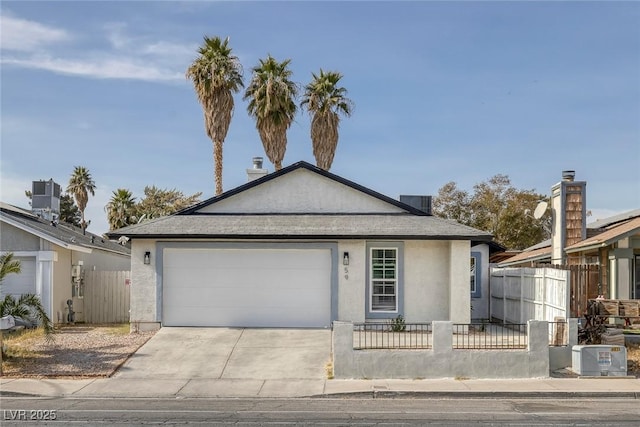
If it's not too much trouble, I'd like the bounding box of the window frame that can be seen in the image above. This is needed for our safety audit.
[366,242,403,318]
[470,251,481,299]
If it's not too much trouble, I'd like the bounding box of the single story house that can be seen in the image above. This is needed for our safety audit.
[499,208,640,301]
[1,202,131,324]
[107,161,492,331]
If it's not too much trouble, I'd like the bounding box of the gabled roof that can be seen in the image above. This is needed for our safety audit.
[566,215,640,253]
[497,245,551,267]
[107,161,492,242]
[1,202,130,256]
[179,161,429,216]
[587,208,640,229]
[498,209,640,266]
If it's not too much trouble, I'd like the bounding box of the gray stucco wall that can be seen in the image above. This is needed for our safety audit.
[0,223,40,251]
[333,320,550,379]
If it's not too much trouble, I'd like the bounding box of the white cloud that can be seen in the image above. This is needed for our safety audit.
[103,23,196,64]
[1,14,193,83]
[1,54,183,82]
[142,40,196,60]
[0,13,71,52]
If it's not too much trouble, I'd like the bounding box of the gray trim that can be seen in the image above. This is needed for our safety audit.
[365,241,404,319]
[470,251,482,298]
[154,241,339,326]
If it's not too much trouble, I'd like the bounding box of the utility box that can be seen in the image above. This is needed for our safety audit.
[572,345,627,376]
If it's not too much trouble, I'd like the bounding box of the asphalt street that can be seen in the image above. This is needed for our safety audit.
[1,397,639,426]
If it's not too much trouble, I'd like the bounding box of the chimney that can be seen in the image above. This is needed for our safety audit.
[246,156,268,182]
[399,195,432,215]
[550,170,586,265]
[31,179,61,221]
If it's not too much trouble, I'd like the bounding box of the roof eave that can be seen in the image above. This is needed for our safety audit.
[1,215,92,253]
[104,233,492,241]
[498,253,551,267]
[565,226,640,254]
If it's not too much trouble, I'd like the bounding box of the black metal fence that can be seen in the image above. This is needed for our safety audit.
[353,323,432,350]
[453,323,527,350]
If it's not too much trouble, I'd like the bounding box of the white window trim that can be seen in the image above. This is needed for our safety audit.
[369,247,398,313]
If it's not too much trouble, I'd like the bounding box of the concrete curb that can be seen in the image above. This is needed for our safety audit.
[316,391,640,399]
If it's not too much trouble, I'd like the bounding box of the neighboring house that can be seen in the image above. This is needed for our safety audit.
[565,210,640,300]
[470,240,506,321]
[107,161,492,331]
[498,171,640,301]
[0,202,130,324]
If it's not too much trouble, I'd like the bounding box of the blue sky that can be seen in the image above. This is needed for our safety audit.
[1,1,639,235]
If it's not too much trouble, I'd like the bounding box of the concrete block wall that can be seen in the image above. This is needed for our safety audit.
[333,320,552,379]
[548,318,578,371]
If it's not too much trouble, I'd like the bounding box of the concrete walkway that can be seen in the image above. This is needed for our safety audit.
[2,376,639,399]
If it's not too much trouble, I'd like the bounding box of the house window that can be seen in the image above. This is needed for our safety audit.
[470,257,476,293]
[470,252,481,298]
[370,248,398,312]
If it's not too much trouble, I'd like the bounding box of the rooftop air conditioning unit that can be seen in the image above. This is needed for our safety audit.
[572,345,627,376]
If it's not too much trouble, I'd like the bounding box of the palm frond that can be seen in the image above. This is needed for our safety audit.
[0,253,21,282]
[243,55,298,170]
[301,70,354,170]
[186,36,244,195]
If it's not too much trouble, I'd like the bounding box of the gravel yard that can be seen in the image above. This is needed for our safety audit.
[1,324,156,378]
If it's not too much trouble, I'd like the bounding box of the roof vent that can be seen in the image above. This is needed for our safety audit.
[253,157,264,169]
[562,170,575,182]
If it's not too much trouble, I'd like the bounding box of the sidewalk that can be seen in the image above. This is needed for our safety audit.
[2,376,639,399]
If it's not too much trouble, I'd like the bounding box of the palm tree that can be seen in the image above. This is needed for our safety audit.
[244,55,298,171]
[0,253,53,372]
[105,189,137,231]
[67,166,96,234]
[186,36,244,196]
[301,70,353,171]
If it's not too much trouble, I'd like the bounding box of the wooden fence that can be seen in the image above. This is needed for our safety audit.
[566,264,600,318]
[83,271,131,323]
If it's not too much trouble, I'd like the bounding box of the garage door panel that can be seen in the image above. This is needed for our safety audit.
[0,257,36,297]
[162,248,331,327]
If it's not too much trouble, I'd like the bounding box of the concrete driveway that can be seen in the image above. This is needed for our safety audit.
[115,328,332,380]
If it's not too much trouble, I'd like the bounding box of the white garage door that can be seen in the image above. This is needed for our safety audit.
[162,248,332,327]
[0,256,36,297]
